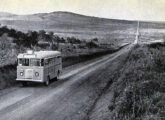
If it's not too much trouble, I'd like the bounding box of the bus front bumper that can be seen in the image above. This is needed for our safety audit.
[16,79,44,83]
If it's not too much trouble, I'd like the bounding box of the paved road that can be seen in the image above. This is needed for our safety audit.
[0,45,132,120]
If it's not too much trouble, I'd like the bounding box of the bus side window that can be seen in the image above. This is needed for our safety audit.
[49,58,52,65]
[51,58,54,65]
[45,59,49,66]
[18,59,22,65]
[41,59,44,66]
[24,59,29,66]
[55,57,58,64]
[57,56,61,63]
[53,57,55,64]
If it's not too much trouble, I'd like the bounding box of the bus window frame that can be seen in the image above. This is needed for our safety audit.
[57,56,61,58]
[18,58,30,66]
[44,56,61,66]
[44,59,49,66]
[41,59,44,66]
[30,59,41,67]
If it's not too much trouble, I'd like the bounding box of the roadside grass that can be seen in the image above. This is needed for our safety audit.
[0,64,17,90]
[108,43,165,120]
[62,49,117,68]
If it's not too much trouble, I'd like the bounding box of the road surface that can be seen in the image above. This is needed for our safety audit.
[0,45,132,120]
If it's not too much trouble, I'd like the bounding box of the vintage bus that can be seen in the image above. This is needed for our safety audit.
[16,50,62,86]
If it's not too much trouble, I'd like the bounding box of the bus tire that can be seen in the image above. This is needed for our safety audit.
[22,82,28,86]
[45,77,50,86]
[56,71,60,81]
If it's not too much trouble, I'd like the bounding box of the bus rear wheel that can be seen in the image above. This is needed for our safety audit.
[44,77,50,86]
[56,71,60,81]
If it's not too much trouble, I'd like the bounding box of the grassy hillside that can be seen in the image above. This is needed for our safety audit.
[0,12,165,44]
[109,44,165,119]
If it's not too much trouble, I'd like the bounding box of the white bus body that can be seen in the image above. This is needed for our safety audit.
[16,50,62,86]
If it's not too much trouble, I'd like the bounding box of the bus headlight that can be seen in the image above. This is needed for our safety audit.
[35,72,39,77]
[20,72,24,76]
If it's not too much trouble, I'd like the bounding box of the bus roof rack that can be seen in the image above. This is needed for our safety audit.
[18,51,61,59]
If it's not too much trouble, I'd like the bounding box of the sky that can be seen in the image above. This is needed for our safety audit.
[0,0,165,21]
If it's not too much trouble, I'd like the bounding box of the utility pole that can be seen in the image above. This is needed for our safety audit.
[134,21,139,44]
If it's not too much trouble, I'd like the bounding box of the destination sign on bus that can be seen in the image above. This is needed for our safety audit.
[23,54,36,58]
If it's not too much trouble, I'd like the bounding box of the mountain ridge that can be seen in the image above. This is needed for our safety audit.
[1,11,165,23]
[0,11,134,22]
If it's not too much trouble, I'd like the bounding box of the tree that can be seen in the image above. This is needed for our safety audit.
[86,40,98,48]
[67,37,81,44]
[0,26,9,36]
[27,31,38,48]
[12,31,25,47]
[47,31,54,49]
[38,30,46,41]
[0,33,12,63]
[92,38,98,42]
[8,28,16,38]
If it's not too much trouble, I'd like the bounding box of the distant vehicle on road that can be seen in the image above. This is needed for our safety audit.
[16,50,62,86]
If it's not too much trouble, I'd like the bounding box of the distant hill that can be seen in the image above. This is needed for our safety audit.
[0,12,16,17]
[0,11,165,43]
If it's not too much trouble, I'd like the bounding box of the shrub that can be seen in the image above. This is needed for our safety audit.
[109,44,165,120]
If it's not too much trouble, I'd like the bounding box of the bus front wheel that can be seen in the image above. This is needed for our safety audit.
[22,82,28,86]
[45,77,50,86]
[56,71,60,81]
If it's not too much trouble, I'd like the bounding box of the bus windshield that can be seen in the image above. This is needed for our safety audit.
[18,59,44,66]
[18,59,29,66]
[30,59,40,66]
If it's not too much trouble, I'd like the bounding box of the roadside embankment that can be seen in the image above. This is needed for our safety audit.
[88,43,165,120]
